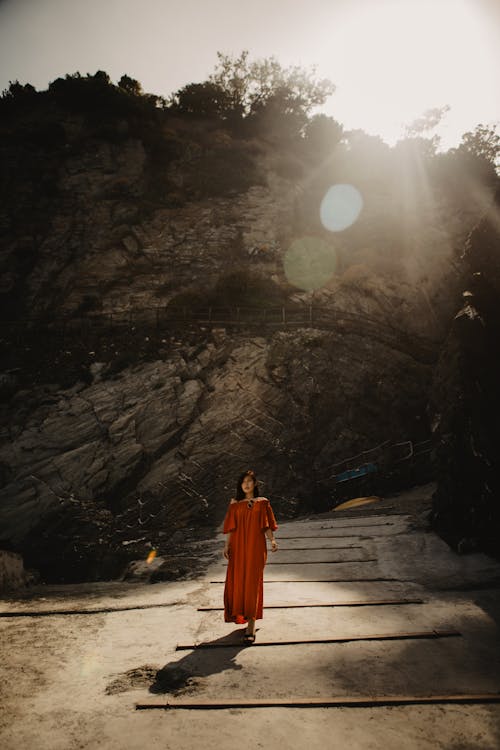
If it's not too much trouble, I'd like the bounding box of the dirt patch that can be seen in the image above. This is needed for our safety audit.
[105,665,159,694]
[106,663,203,696]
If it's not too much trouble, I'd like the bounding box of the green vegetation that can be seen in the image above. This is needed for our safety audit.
[171,50,334,140]
[1,53,499,322]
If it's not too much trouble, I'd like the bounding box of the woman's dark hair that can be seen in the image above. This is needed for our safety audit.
[235,469,259,500]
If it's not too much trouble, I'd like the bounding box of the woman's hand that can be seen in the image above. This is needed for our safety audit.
[271,539,278,552]
[223,544,230,559]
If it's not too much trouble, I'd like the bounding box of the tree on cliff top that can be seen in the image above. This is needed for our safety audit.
[171,50,335,135]
[459,124,500,170]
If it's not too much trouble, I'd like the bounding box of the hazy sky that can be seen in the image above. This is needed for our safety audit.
[1,0,499,148]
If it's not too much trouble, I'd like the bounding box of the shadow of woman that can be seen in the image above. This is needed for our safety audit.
[150,628,252,694]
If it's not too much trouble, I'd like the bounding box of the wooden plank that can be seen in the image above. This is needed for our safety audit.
[176,628,461,650]
[222,559,377,566]
[309,522,394,529]
[332,512,398,520]
[197,598,425,611]
[276,546,364,551]
[282,525,394,533]
[278,535,380,540]
[0,601,181,618]
[210,578,399,584]
[136,693,500,710]
[266,559,377,565]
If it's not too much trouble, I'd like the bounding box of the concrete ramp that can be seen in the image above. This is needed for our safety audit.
[1,491,500,750]
[136,506,500,748]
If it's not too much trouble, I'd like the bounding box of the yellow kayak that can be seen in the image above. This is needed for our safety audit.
[334,496,380,511]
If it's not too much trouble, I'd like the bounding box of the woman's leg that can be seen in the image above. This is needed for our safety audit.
[246,617,256,636]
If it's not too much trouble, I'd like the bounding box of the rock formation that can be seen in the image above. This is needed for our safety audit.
[430,188,500,555]
[1,324,434,581]
[1,78,498,581]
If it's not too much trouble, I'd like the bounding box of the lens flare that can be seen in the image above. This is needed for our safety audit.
[320,184,363,232]
[283,236,338,291]
[146,549,157,564]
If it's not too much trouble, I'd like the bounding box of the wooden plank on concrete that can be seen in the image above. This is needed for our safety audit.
[136,693,500,710]
[321,511,405,521]
[210,578,399,584]
[176,628,461,650]
[0,601,181,618]
[313,522,395,529]
[222,559,377,566]
[278,535,382,540]
[197,598,425,611]
[276,546,364,551]
[266,559,377,565]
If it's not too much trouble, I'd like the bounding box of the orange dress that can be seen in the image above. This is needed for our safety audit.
[223,497,278,623]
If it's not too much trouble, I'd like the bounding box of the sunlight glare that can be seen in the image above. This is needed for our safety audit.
[320,184,363,232]
[322,0,498,146]
[284,236,338,291]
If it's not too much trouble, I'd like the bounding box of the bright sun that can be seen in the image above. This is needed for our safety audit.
[322,0,498,147]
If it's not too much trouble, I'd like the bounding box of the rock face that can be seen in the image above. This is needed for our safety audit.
[0,96,474,329]
[0,105,294,320]
[1,93,498,580]
[431,189,500,555]
[1,325,432,581]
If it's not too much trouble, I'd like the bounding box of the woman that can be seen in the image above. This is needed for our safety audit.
[223,469,278,643]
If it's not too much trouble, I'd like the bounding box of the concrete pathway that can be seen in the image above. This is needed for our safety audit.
[1,486,500,749]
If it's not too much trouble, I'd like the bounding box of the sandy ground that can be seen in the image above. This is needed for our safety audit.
[1,483,500,750]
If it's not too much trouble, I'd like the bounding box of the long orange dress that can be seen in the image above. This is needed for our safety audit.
[223,497,278,624]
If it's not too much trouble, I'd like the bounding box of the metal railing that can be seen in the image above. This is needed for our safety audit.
[323,437,433,503]
[1,305,439,354]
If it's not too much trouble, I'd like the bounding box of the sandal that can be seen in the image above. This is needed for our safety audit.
[243,633,256,644]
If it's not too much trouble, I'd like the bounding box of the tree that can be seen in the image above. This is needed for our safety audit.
[394,135,440,160]
[304,115,343,159]
[118,75,143,96]
[171,81,232,117]
[0,80,38,114]
[459,124,500,168]
[344,129,389,153]
[210,51,334,118]
[91,70,111,86]
[404,105,450,138]
[47,71,115,111]
[1,80,37,100]
[172,50,335,131]
[333,129,392,188]
[305,115,343,144]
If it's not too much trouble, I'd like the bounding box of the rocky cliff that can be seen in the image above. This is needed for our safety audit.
[1,80,497,581]
[1,324,433,581]
[430,188,500,555]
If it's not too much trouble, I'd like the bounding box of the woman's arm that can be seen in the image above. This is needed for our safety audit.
[265,527,278,551]
[222,498,237,558]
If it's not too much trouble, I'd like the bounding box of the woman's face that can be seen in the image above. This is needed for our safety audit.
[241,475,255,496]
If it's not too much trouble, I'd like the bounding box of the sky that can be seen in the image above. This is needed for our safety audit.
[0,0,499,149]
